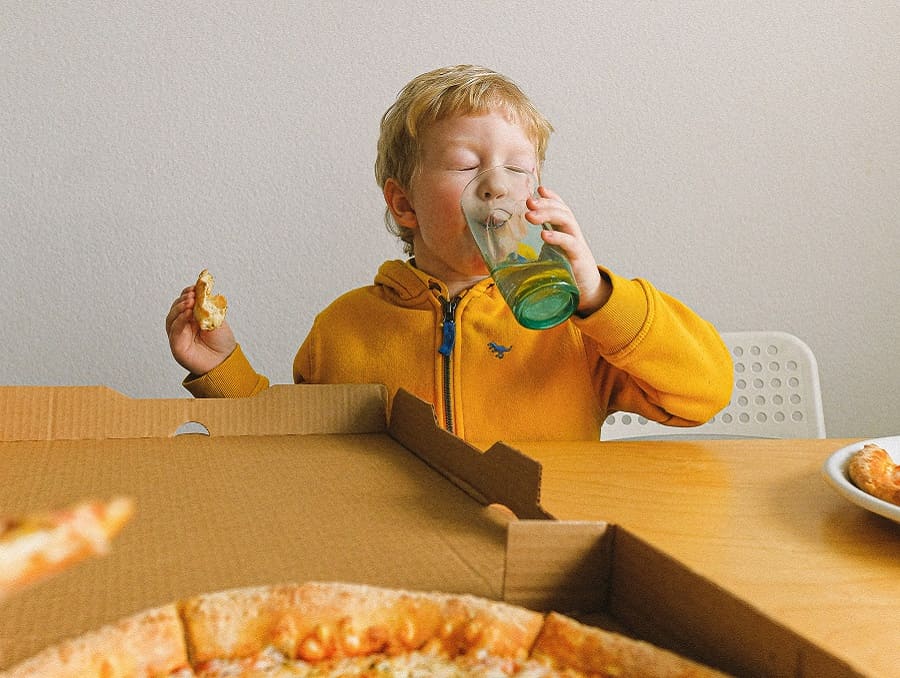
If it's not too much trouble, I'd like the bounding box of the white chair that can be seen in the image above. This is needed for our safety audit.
[602,331,826,440]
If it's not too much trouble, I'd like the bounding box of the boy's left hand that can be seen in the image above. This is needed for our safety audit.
[526,186,611,316]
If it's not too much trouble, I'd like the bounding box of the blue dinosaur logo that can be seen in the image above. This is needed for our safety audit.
[487,342,512,359]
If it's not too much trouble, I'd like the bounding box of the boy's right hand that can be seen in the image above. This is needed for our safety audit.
[165,285,237,376]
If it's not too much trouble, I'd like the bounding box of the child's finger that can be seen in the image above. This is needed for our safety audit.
[537,185,562,201]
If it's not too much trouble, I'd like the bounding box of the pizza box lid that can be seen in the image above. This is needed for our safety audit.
[0,384,854,676]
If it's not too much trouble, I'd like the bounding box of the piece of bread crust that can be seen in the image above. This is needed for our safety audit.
[847,443,900,506]
[193,269,227,331]
[181,581,544,664]
[0,604,189,678]
[531,611,729,677]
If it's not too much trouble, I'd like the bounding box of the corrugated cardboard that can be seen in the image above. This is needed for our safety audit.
[0,385,857,676]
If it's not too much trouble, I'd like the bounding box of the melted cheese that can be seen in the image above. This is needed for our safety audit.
[194,646,560,677]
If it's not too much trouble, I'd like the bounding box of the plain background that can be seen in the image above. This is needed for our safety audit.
[2,1,897,438]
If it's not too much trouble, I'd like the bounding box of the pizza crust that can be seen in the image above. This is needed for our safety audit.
[181,581,544,664]
[532,612,726,677]
[0,604,189,678]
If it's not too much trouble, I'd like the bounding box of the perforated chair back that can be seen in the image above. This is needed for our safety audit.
[602,331,826,440]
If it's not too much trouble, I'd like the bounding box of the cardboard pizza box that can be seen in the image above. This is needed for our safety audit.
[0,384,856,677]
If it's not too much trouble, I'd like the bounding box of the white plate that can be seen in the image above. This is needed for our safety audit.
[822,436,900,523]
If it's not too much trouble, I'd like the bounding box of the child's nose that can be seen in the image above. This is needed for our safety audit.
[478,174,510,200]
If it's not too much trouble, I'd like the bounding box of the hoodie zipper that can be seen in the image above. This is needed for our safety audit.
[437,293,461,433]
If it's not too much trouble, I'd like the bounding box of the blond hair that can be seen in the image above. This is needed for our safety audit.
[375,65,553,255]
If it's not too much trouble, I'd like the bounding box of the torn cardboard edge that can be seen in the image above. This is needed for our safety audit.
[389,388,551,520]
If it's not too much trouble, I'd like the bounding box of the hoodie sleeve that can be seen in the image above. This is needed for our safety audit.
[573,268,733,427]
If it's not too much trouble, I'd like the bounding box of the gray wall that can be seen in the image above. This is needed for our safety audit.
[2,2,898,438]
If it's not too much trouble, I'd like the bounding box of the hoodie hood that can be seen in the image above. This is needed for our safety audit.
[373,259,494,307]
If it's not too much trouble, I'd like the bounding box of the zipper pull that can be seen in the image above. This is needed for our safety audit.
[438,296,459,356]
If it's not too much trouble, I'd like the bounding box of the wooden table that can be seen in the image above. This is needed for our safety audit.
[510,438,900,678]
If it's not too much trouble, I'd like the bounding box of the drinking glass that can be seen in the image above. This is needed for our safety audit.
[461,166,579,329]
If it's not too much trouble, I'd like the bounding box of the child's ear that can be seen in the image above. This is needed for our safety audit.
[383,179,418,229]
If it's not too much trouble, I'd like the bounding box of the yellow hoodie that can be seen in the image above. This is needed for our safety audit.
[185,260,732,442]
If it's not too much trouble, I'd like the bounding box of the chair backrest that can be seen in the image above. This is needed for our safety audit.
[602,331,826,440]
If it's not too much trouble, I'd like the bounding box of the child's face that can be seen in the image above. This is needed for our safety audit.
[406,111,538,283]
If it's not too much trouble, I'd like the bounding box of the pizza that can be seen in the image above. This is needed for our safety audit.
[847,443,900,506]
[0,581,728,677]
[0,497,134,600]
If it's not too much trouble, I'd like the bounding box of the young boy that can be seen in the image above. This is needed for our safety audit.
[166,65,732,442]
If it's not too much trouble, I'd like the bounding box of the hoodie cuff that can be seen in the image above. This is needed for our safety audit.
[183,344,269,398]
[573,267,652,355]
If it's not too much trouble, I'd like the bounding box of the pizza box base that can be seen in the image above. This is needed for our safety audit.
[0,384,855,677]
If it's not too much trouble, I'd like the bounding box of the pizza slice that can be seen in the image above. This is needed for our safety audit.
[0,497,135,600]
